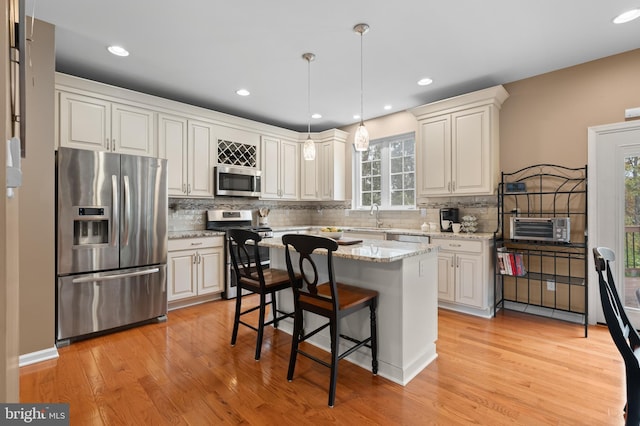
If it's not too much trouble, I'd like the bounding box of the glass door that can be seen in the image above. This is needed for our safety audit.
[624,154,640,316]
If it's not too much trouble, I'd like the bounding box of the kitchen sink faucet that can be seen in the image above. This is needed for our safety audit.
[370,203,382,228]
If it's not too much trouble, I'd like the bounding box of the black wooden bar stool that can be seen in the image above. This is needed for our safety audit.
[228,229,299,360]
[282,233,378,407]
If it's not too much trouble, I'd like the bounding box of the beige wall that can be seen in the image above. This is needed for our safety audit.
[19,19,55,355]
[501,48,640,171]
[1,0,21,402]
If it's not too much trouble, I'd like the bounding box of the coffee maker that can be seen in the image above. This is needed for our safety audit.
[439,207,459,232]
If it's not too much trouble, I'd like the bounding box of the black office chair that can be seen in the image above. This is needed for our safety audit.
[282,233,378,407]
[593,246,640,424]
[228,229,299,360]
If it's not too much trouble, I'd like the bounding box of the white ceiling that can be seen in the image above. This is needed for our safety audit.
[25,0,640,132]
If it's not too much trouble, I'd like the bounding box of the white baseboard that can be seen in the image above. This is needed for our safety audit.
[19,346,59,367]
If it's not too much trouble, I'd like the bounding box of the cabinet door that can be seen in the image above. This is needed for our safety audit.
[437,252,455,302]
[261,136,281,199]
[317,140,345,201]
[197,247,224,295]
[188,120,215,197]
[418,116,451,196]
[111,103,155,156]
[452,106,491,194]
[167,251,197,301]
[300,145,319,200]
[59,92,110,152]
[159,114,188,196]
[279,140,299,199]
[455,252,484,308]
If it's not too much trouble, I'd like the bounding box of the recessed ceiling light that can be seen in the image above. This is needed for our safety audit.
[311,113,322,119]
[418,78,433,86]
[613,9,640,24]
[384,105,392,110]
[236,89,250,96]
[353,114,361,120]
[107,45,129,57]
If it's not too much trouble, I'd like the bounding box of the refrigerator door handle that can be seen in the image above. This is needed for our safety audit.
[123,175,130,246]
[111,174,119,247]
[71,267,160,284]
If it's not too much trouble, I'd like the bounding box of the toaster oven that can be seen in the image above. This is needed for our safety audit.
[510,217,570,242]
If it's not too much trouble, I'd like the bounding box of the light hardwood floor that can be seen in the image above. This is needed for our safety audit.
[20,297,626,425]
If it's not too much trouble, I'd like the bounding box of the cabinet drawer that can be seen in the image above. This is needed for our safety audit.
[168,236,223,251]
[432,238,482,253]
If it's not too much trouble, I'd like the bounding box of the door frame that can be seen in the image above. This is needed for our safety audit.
[588,120,640,324]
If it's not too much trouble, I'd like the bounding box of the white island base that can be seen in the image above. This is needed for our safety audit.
[266,240,439,386]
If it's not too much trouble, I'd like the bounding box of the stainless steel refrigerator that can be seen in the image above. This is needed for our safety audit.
[56,147,168,344]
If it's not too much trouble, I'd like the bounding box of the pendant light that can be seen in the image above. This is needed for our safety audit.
[353,23,370,152]
[302,52,316,161]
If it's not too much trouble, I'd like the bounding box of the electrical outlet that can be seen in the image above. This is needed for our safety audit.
[420,208,427,217]
[344,209,350,217]
[546,280,556,291]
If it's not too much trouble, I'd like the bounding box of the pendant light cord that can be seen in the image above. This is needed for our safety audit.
[359,30,364,126]
[307,56,311,137]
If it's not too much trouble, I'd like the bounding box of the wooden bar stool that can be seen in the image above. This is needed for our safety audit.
[282,233,378,407]
[228,229,299,360]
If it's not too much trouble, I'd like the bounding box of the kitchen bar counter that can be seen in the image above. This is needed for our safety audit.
[168,230,225,239]
[263,236,439,386]
[259,236,437,263]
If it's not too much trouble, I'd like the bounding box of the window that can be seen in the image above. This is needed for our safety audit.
[355,132,415,209]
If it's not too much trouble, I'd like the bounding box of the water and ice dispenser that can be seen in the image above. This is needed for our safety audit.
[73,207,109,246]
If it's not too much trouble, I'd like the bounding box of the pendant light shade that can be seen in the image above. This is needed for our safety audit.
[302,52,316,161]
[353,23,370,152]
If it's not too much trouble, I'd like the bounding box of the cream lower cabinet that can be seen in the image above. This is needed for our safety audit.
[433,237,493,317]
[158,114,216,197]
[58,90,156,156]
[167,237,224,306]
[261,136,299,199]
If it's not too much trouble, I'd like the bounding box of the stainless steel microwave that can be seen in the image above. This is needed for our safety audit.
[510,217,570,242]
[215,166,261,197]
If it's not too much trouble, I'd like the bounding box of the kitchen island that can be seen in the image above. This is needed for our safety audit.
[260,236,439,386]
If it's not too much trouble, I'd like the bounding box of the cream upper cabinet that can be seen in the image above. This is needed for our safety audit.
[58,91,156,157]
[299,130,347,201]
[261,136,299,200]
[158,114,215,197]
[411,85,508,197]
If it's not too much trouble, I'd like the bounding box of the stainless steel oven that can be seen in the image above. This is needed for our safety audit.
[205,210,272,299]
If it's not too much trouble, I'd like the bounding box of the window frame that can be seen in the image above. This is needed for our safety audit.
[353,131,416,211]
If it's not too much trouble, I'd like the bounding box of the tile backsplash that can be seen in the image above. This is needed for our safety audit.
[168,196,498,233]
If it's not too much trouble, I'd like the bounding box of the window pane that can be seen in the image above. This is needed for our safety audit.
[372,176,381,191]
[391,190,403,205]
[362,162,372,176]
[391,157,403,174]
[371,161,381,175]
[404,172,415,189]
[372,192,381,205]
[370,144,381,161]
[404,141,415,156]
[405,190,415,205]
[361,193,371,206]
[391,174,403,190]
[404,157,414,172]
[362,177,371,192]
[390,141,402,157]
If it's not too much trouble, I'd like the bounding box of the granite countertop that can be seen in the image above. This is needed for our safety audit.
[168,230,225,239]
[259,236,438,263]
[271,226,494,241]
